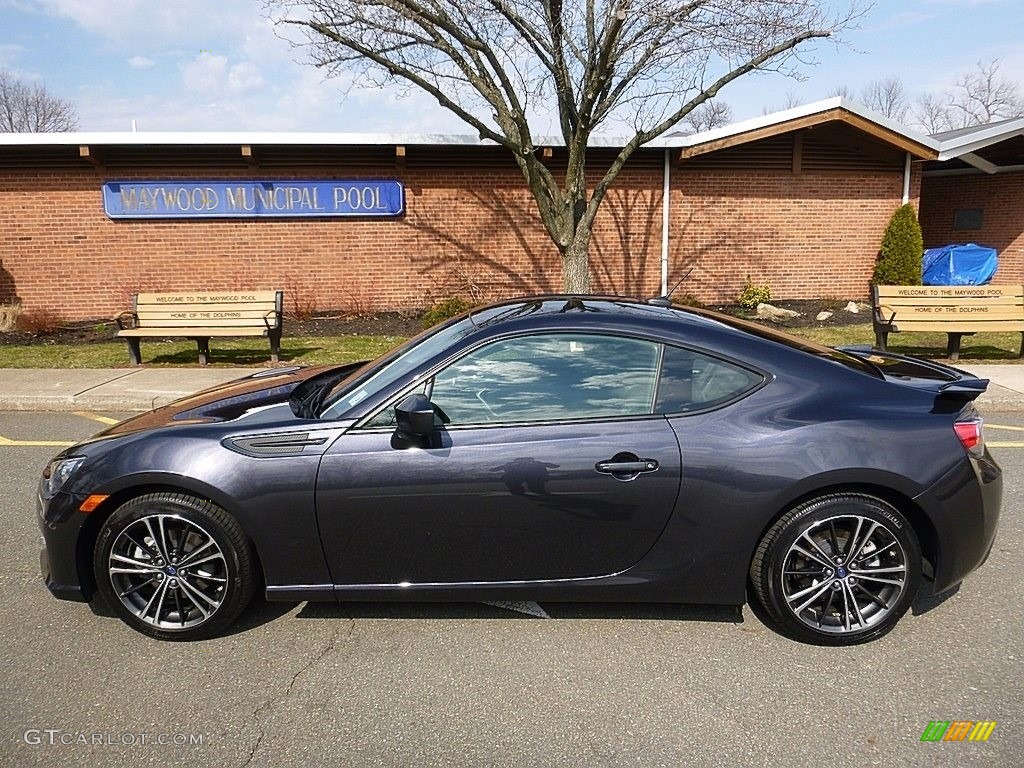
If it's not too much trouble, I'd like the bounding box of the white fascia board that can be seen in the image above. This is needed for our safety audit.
[0,98,939,154]
[648,97,939,151]
[936,120,1024,160]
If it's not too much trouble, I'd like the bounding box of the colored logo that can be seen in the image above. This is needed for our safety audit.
[920,721,997,742]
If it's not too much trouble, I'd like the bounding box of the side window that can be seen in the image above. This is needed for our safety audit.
[430,334,660,425]
[656,345,763,413]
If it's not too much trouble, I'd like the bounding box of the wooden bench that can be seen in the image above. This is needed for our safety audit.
[116,290,284,365]
[872,284,1024,361]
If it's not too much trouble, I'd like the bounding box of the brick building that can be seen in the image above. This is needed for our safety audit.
[1,99,1018,321]
[919,119,1024,282]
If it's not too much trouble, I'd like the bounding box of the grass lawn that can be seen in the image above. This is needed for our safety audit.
[793,324,1024,361]
[1,322,1021,368]
[0,335,405,368]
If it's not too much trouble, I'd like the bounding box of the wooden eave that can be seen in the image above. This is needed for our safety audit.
[678,108,938,162]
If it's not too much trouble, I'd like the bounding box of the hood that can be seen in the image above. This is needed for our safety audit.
[98,362,367,436]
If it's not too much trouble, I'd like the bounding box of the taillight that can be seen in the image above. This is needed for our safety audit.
[954,419,985,457]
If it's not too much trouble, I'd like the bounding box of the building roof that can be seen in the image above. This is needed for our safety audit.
[0,97,939,158]
[1,97,1020,170]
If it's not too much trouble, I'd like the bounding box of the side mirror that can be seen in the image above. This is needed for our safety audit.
[395,393,437,437]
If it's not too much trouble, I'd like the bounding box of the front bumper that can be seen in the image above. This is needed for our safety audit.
[37,487,92,602]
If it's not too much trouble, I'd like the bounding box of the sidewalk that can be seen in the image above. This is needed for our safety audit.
[0,368,261,411]
[0,364,1023,412]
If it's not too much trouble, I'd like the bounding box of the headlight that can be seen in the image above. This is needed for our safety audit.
[41,457,85,499]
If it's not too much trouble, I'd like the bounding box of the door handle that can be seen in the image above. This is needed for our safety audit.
[595,452,660,481]
[595,460,659,473]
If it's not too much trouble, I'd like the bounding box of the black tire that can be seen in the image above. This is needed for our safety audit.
[93,492,257,641]
[750,493,921,645]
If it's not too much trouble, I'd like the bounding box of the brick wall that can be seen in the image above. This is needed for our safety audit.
[919,171,1024,282]
[0,150,918,320]
[666,166,918,303]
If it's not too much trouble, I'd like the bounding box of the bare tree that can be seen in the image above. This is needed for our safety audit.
[0,71,79,133]
[948,59,1024,127]
[912,59,1024,134]
[912,92,953,134]
[677,100,733,134]
[828,84,854,99]
[761,89,806,116]
[860,76,908,122]
[269,1,859,292]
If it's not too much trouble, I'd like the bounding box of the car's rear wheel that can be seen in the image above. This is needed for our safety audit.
[750,493,921,645]
[93,492,256,641]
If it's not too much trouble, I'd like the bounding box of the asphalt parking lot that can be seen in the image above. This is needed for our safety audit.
[2,410,1021,767]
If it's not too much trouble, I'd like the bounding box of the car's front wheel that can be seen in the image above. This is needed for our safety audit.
[93,492,256,641]
[750,493,921,645]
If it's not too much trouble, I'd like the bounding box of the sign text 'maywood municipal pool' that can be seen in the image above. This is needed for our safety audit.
[102,181,404,219]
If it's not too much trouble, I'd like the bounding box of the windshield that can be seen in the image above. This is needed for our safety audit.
[682,306,882,378]
[319,315,479,418]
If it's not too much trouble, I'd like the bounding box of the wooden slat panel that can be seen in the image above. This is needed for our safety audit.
[893,321,1024,332]
[137,309,275,321]
[119,328,270,337]
[135,302,278,314]
[877,295,1024,307]
[136,291,280,305]
[133,318,274,329]
[876,285,1023,299]
[884,307,1024,322]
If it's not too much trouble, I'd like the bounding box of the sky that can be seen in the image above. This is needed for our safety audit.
[0,0,1022,135]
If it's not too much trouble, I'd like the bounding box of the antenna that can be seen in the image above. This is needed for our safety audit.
[646,265,695,307]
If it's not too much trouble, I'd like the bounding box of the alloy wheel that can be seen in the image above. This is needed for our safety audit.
[781,514,908,634]
[107,513,228,630]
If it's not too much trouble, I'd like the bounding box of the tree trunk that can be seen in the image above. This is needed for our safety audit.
[562,237,591,293]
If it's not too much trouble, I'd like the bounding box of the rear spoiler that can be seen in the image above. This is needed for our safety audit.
[837,345,989,402]
[937,378,990,401]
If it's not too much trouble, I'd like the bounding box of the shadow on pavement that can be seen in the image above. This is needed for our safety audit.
[912,582,961,616]
[295,601,744,623]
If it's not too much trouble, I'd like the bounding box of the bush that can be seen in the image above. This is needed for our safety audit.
[421,297,477,328]
[673,293,706,309]
[873,203,923,285]
[15,308,63,334]
[737,277,772,311]
[0,303,21,333]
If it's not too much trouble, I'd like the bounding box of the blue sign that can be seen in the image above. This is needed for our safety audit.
[102,180,404,219]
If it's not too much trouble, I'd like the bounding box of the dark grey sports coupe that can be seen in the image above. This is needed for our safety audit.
[37,296,1001,644]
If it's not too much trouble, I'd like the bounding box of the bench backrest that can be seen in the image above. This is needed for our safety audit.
[873,285,1024,330]
[133,290,283,329]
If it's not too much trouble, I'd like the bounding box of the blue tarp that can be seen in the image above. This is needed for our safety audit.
[922,243,998,286]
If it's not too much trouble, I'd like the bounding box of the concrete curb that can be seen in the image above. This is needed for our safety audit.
[0,368,261,412]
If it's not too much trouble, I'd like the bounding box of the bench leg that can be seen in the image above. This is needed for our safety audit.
[946,333,965,362]
[194,337,211,366]
[125,337,142,366]
[269,328,282,364]
[874,330,888,351]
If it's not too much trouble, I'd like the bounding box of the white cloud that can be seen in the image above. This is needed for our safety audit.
[227,61,263,91]
[35,0,258,46]
[127,56,154,69]
[0,43,26,70]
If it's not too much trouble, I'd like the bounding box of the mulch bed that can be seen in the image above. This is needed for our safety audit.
[0,300,870,347]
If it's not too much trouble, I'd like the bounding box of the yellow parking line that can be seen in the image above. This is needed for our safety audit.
[0,435,75,447]
[988,441,1024,448]
[73,411,119,426]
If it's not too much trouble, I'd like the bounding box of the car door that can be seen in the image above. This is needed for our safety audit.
[315,332,682,585]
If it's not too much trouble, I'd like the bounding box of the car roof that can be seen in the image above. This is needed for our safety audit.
[462,295,882,380]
